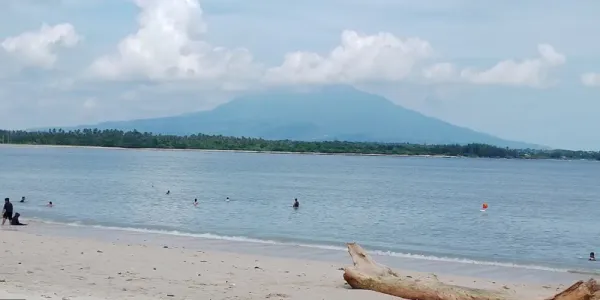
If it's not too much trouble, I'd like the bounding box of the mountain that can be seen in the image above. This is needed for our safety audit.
[47,86,540,149]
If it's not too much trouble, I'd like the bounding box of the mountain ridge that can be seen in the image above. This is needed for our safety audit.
[36,86,543,149]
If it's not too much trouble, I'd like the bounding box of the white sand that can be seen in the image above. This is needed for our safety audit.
[0,227,584,300]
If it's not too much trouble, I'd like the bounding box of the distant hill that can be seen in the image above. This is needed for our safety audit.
[42,86,541,149]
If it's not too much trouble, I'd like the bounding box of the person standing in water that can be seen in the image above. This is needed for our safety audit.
[194,199,198,206]
[20,196,26,203]
[590,252,596,261]
[2,198,13,225]
[293,198,299,208]
[47,201,53,207]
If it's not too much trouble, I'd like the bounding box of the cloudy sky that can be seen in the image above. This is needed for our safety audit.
[1,0,599,149]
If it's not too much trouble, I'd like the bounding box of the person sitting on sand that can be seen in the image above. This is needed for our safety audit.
[47,201,53,207]
[10,213,27,226]
[293,198,299,208]
[590,252,596,261]
[20,196,26,203]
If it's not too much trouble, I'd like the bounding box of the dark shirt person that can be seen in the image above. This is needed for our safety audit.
[293,198,299,209]
[590,252,596,261]
[10,213,26,226]
[20,196,25,203]
[2,198,13,225]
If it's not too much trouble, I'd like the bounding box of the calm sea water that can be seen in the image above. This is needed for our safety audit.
[1,145,598,272]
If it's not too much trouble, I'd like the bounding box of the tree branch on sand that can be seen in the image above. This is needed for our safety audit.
[342,243,599,300]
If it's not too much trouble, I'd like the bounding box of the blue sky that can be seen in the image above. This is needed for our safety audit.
[0,0,599,149]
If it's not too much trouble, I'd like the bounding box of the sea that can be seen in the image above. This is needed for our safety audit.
[1,145,599,280]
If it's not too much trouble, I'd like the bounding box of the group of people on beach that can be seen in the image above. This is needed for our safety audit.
[2,197,54,226]
[2,197,27,226]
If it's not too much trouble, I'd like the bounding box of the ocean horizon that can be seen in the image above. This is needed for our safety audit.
[1,145,599,274]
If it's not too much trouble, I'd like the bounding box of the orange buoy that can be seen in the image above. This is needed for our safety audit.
[482,203,488,210]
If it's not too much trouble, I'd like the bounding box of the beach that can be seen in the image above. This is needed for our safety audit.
[1,145,599,299]
[0,222,593,300]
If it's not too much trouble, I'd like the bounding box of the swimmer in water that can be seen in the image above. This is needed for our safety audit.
[47,201,53,207]
[590,252,596,261]
[226,197,230,202]
[166,190,170,195]
[194,199,198,206]
[20,196,25,203]
[293,198,299,208]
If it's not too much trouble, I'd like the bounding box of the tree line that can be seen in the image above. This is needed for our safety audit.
[0,128,598,160]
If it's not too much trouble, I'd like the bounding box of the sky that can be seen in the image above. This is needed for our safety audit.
[1,0,599,150]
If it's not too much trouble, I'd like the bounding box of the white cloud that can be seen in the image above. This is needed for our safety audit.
[265,30,433,85]
[88,0,260,87]
[1,23,80,69]
[581,73,600,87]
[460,44,565,87]
[422,63,457,82]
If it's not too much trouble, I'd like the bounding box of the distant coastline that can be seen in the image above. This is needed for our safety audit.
[0,143,461,159]
[1,128,598,160]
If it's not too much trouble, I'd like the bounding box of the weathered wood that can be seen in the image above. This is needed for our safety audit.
[545,279,600,300]
[342,243,599,300]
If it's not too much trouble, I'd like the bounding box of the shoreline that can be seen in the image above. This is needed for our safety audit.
[21,220,600,282]
[26,218,596,276]
[2,143,594,162]
[0,143,461,159]
[1,143,587,162]
[1,222,594,300]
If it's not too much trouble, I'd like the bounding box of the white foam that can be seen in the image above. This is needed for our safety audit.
[30,218,571,273]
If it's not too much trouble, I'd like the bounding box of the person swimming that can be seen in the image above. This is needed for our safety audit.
[194,198,198,206]
[590,252,596,261]
[20,196,25,203]
[47,201,53,207]
[166,190,170,195]
[226,197,230,202]
[10,213,26,226]
[293,198,299,208]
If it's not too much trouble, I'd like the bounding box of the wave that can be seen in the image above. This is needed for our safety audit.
[31,218,574,273]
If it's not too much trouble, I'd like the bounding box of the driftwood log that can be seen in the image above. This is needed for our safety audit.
[342,243,599,300]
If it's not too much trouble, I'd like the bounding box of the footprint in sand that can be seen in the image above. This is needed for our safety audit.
[266,293,290,298]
